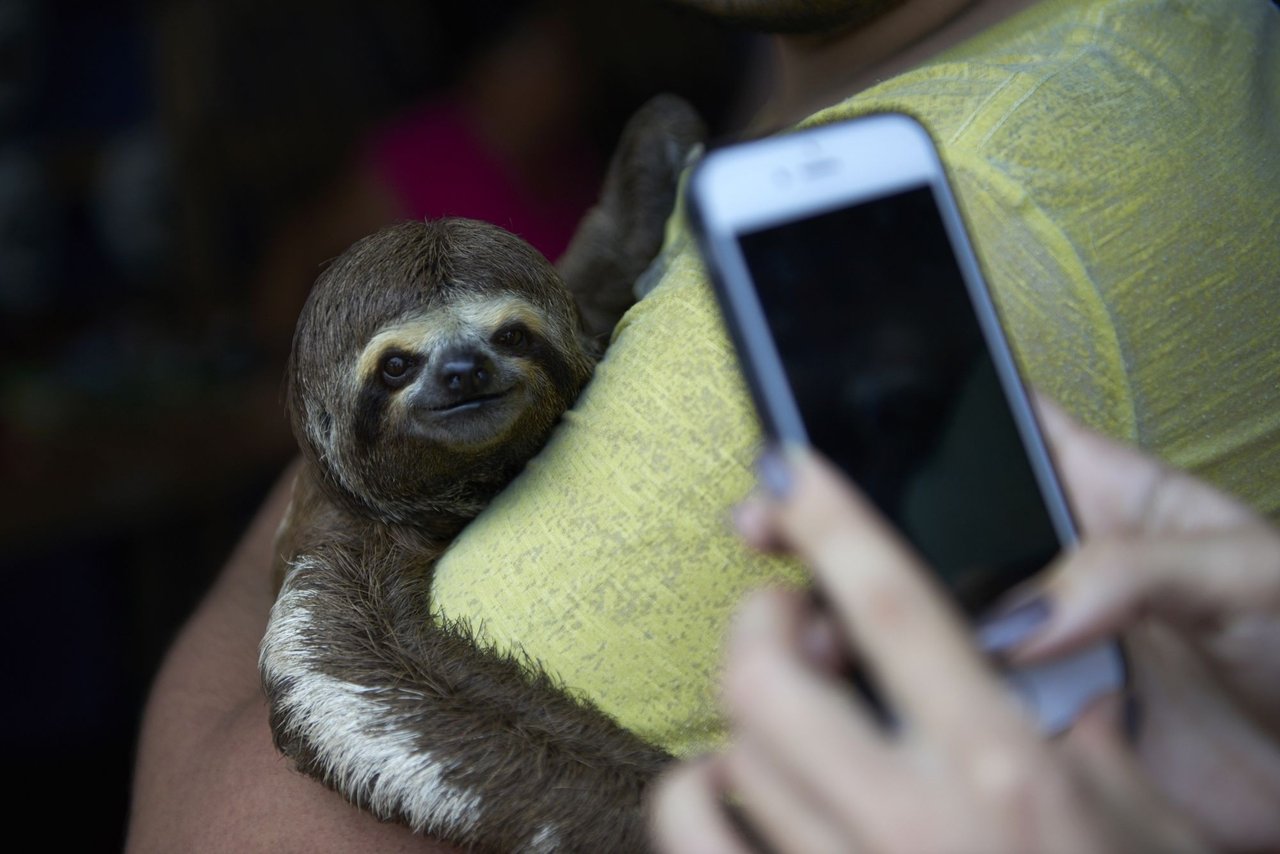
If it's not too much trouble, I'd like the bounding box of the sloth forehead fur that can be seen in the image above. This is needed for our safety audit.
[287,218,595,526]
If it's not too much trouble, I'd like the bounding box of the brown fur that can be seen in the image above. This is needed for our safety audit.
[262,97,705,852]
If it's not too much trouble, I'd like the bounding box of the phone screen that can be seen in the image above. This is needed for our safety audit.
[738,184,1061,616]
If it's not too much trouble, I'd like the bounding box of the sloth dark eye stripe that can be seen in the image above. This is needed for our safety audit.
[353,381,391,446]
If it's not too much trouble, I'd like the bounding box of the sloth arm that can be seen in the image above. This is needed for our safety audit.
[127,461,461,854]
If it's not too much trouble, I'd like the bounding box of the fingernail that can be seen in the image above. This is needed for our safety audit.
[977,596,1052,653]
[755,446,793,500]
[730,497,765,538]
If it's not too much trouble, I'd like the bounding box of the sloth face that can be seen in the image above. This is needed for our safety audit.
[354,292,576,451]
[287,219,595,526]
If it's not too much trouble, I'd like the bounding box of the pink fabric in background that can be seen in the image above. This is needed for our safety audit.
[365,100,602,263]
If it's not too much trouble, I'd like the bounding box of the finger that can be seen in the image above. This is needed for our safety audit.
[723,740,858,854]
[1033,396,1166,536]
[722,589,896,818]
[649,758,753,854]
[723,587,884,751]
[1056,693,1149,818]
[1011,528,1280,662]
[732,495,788,554]
[734,501,849,674]
[1055,692,1207,850]
[1033,396,1255,535]
[761,448,1024,740]
[797,603,846,675]
[1057,691,1127,762]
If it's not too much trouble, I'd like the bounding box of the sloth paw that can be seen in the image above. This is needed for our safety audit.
[559,94,707,340]
[602,93,707,263]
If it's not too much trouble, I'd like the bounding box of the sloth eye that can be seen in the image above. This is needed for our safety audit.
[494,325,529,349]
[380,354,416,387]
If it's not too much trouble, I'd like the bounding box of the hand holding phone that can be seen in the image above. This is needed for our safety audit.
[688,113,1125,732]
[649,451,1208,854]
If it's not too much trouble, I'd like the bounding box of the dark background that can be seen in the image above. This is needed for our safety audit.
[0,0,755,847]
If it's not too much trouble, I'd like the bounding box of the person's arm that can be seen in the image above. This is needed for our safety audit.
[127,464,460,853]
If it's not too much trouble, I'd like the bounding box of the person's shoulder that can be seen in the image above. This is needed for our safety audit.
[810,0,1275,153]
[934,0,1272,79]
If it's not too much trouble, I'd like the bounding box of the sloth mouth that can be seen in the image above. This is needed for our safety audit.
[430,389,512,414]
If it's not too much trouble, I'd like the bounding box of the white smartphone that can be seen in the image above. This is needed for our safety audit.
[689,113,1125,733]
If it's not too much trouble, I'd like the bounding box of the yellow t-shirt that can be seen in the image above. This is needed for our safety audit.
[433,0,1280,757]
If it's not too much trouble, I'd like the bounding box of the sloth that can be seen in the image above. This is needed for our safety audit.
[260,96,704,853]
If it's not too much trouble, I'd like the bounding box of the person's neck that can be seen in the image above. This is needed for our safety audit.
[750,0,1041,133]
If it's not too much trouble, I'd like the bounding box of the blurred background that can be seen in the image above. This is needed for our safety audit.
[0,0,757,846]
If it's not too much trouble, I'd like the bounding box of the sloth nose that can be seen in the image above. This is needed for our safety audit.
[437,350,496,396]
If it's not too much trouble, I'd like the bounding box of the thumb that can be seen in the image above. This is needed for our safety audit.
[1034,395,1255,536]
[1006,527,1280,663]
